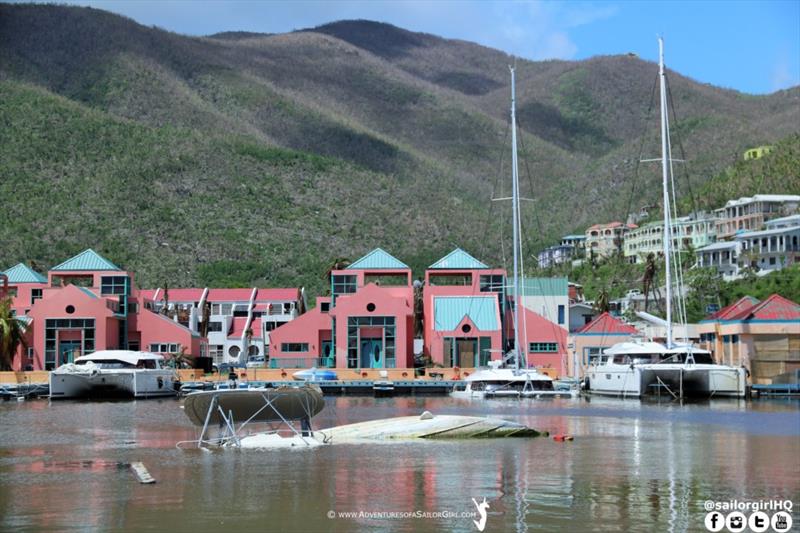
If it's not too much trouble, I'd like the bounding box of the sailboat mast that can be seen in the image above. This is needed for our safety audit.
[510,65,522,371]
[658,37,673,348]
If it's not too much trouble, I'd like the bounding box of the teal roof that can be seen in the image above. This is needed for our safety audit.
[51,249,121,272]
[78,287,99,299]
[347,248,409,270]
[519,277,568,297]
[2,263,46,283]
[562,234,586,240]
[433,296,499,331]
[429,248,489,270]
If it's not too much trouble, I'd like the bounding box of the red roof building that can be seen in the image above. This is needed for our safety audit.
[569,312,640,378]
[698,294,800,383]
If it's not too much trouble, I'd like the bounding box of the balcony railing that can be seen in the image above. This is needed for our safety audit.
[269,357,335,369]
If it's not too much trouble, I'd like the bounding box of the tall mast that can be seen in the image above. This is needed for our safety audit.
[510,65,522,371]
[658,37,673,347]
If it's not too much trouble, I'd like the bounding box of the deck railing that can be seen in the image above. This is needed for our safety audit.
[269,357,336,369]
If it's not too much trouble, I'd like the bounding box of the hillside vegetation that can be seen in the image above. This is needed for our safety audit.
[1,4,798,296]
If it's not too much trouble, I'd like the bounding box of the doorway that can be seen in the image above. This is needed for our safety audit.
[360,338,383,368]
[58,341,81,366]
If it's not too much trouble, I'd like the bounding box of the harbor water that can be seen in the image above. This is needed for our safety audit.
[1,396,798,532]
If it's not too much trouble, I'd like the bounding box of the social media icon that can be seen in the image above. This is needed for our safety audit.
[748,511,769,533]
[726,511,746,533]
[771,511,792,532]
[704,511,725,532]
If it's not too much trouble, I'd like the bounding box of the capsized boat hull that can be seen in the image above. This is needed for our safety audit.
[319,414,544,441]
[182,386,325,426]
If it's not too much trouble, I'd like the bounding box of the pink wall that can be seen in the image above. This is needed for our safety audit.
[423,268,506,366]
[270,299,332,361]
[428,315,503,367]
[135,308,202,356]
[7,282,47,315]
[330,282,414,368]
[25,284,116,370]
[517,306,568,376]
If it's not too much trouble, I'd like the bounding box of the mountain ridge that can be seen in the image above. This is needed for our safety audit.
[1,4,798,297]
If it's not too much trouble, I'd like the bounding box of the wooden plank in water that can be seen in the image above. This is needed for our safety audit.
[130,462,156,484]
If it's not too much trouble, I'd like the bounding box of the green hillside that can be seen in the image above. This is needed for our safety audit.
[1,4,798,296]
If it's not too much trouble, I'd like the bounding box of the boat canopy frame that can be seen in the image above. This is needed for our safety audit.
[177,389,322,449]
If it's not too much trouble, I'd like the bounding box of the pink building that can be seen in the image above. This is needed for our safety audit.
[423,249,505,368]
[270,248,414,369]
[138,287,305,367]
[268,297,334,368]
[2,250,204,370]
[568,312,639,378]
[517,305,569,376]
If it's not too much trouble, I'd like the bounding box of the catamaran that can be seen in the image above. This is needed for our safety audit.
[584,39,747,399]
[49,350,179,399]
[451,66,576,400]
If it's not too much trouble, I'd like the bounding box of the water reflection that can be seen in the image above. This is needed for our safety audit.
[0,397,797,532]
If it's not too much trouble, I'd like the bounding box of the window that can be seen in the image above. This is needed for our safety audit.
[479,275,504,293]
[207,321,223,332]
[31,289,42,305]
[282,343,309,353]
[529,342,558,353]
[149,343,180,353]
[232,304,249,317]
[208,345,224,358]
[557,305,565,325]
[128,302,138,313]
[264,321,282,332]
[429,274,472,286]
[331,275,357,305]
[100,276,129,296]
[365,274,409,287]
[228,346,241,358]
[584,347,603,366]
[128,341,140,351]
[27,347,34,359]
[211,303,233,316]
[320,302,330,313]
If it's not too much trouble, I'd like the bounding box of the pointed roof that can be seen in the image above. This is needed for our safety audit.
[428,248,489,270]
[703,296,760,322]
[51,249,121,272]
[577,312,638,335]
[729,294,800,322]
[347,248,409,270]
[2,263,46,283]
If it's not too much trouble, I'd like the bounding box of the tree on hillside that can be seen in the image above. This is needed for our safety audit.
[0,297,27,371]
[323,257,351,292]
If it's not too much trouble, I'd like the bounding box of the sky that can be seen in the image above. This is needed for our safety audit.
[33,0,800,94]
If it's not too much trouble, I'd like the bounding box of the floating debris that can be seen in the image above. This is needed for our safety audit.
[130,462,155,484]
[319,412,545,442]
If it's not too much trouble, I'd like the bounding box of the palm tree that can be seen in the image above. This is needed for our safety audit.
[0,297,27,371]
[323,257,351,282]
[168,346,192,369]
[594,288,610,314]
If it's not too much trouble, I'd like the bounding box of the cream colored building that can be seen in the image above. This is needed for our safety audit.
[698,294,800,384]
[585,222,637,259]
[624,213,717,264]
[714,194,800,240]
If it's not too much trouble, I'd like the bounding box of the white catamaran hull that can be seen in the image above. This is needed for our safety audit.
[586,365,746,398]
[50,370,177,399]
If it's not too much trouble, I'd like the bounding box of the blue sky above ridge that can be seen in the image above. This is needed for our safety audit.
[29,0,800,94]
